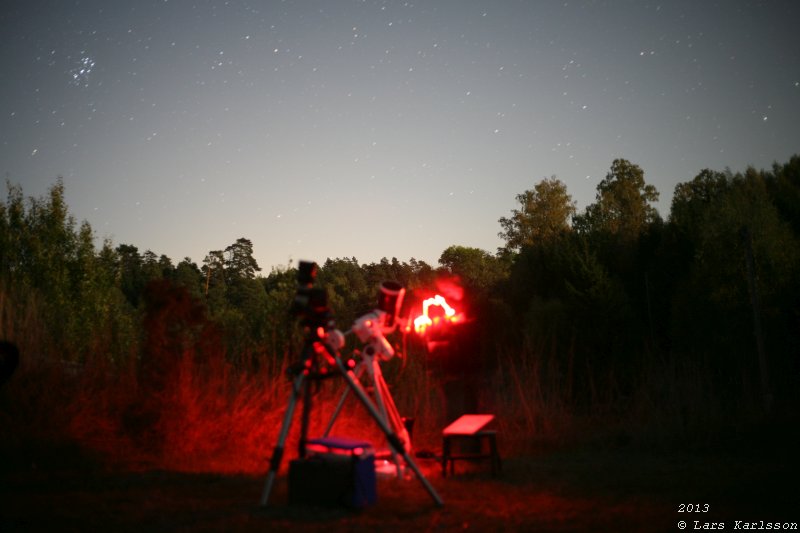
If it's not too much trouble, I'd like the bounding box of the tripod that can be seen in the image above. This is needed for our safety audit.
[322,340,411,479]
[259,329,443,507]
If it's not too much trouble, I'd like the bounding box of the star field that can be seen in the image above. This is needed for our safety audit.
[2,1,799,270]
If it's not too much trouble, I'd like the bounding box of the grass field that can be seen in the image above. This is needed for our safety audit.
[2,424,798,532]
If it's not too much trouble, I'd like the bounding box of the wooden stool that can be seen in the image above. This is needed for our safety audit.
[441,414,501,477]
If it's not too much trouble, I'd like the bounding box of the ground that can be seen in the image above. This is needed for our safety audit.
[2,434,798,532]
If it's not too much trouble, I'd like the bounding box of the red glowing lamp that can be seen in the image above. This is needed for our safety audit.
[412,295,462,334]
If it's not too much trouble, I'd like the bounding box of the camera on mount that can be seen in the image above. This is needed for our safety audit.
[291,261,333,331]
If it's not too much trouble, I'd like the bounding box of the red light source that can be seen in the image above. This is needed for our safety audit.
[413,295,462,334]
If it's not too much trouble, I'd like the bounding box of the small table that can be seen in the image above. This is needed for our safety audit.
[441,414,501,477]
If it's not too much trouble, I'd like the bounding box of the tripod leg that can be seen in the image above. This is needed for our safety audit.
[367,359,404,478]
[260,371,305,506]
[322,361,365,437]
[299,373,312,458]
[332,353,444,507]
[376,369,410,453]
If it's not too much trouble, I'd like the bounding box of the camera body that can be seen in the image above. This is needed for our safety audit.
[291,261,333,331]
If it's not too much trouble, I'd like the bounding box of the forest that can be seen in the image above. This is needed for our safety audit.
[1,155,799,473]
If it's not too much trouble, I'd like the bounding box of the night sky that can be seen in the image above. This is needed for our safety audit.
[2,1,799,272]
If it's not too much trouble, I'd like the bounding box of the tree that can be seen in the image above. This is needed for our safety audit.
[95,240,138,362]
[408,257,436,288]
[68,220,101,354]
[669,168,730,238]
[224,237,261,280]
[767,155,800,236]
[141,250,165,281]
[261,266,300,356]
[666,165,800,406]
[0,180,143,362]
[221,238,264,316]
[116,244,145,307]
[574,159,660,241]
[0,183,26,282]
[438,245,508,294]
[202,250,225,297]
[498,177,576,254]
[689,168,797,311]
[23,179,77,296]
[174,258,203,298]
[318,257,371,326]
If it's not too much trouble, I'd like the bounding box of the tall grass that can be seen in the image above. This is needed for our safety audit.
[1,284,777,476]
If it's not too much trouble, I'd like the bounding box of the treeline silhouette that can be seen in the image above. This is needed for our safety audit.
[1,156,799,458]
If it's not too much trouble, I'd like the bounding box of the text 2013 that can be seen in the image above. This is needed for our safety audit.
[679,504,710,513]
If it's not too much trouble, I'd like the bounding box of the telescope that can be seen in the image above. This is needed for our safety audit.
[352,281,406,361]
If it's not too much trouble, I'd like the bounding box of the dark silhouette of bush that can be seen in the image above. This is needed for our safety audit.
[0,341,19,386]
[122,279,224,454]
